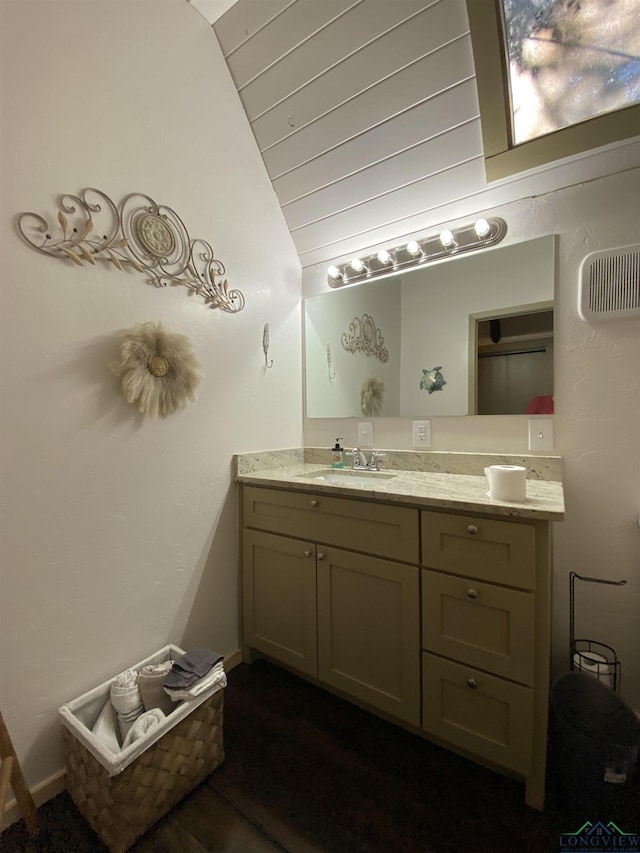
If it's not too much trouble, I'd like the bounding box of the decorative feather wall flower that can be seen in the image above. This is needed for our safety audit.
[361,376,385,417]
[110,322,203,417]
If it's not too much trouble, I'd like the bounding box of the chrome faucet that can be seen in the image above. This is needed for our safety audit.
[368,450,387,471]
[347,447,368,469]
[346,448,387,471]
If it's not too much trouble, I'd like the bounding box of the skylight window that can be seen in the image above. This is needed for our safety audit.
[466,0,640,180]
[500,0,640,145]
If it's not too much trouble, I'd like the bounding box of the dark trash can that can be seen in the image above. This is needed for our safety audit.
[551,672,640,815]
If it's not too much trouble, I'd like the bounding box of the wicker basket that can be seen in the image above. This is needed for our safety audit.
[61,647,224,852]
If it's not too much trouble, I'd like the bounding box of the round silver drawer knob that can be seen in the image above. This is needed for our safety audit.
[303,550,312,558]
[467,678,478,689]
[317,552,325,561]
[467,524,478,535]
[310,499,319,508]
[467,589,478,599]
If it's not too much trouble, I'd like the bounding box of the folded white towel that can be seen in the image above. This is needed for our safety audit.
[110,668,144,744]
[164,660,227,702]
[112,668,138,689]
[91,698,121,754]
[122,708,166,749]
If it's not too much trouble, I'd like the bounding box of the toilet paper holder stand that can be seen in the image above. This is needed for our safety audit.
[569,571,627,694]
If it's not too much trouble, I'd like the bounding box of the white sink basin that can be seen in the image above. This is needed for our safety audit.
[297,468,397,485]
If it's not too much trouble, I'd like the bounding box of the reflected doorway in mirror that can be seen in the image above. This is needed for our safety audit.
[474,309,554,416]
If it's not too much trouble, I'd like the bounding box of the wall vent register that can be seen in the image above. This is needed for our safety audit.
[578,244,640,322]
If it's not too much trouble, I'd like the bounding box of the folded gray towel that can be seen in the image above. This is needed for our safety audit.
[175,648,223,677]
[164,661,226,702]
[138,661,176,715]
[164,648,223,689]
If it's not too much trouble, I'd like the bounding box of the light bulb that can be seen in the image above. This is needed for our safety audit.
[377,249,392,265]
[406,240,421,256]
[327,265,341,279]
[474,218,491,238]
[439,229,455,248]
[350,258,365,273]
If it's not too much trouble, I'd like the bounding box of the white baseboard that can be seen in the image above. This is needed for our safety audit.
[0,770,66,833]
[225,648,243,671]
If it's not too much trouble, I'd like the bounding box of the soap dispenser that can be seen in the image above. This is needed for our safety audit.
[331,438,344,469]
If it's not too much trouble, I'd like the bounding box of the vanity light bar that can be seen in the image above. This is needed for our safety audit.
[326,217,507,287]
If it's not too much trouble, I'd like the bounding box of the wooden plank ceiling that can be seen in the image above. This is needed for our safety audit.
[212,0,486,270]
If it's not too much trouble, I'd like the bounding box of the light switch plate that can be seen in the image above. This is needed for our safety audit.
[528,418,554,451]
[357,421,374,447]
[412,420,431,448]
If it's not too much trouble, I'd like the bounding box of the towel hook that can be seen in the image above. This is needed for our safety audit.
[327,343,336,379]
[263,323,273,369]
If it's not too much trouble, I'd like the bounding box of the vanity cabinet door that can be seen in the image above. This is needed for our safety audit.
[317,547,421,727]
[422,652,533,775]
[242,529,318,678]
[421,569,535,685]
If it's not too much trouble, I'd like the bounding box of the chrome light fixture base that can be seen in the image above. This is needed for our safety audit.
[327,217,507,287]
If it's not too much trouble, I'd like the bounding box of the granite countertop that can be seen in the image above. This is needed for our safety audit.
[234,449,565,522]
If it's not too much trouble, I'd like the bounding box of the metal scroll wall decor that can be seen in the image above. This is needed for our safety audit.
[18,188,245,313]
[341,314,389,363]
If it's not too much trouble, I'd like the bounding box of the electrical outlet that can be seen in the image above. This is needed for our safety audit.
[412,420,431,448]
[528,418,554,451]
[357,421,374,447]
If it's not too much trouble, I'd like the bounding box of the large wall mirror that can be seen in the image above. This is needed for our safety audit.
[304,235,555,418]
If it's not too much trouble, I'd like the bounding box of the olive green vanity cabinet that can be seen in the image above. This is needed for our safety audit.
[240,483,552,811]
[241,486,421,726]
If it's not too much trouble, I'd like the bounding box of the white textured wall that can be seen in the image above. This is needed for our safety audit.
[305,281,401,418]
[0,0,301,790]
[304,169,640,711]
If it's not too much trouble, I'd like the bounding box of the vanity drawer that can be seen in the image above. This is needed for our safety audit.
[421,570,534,685]
[422,652,533,775]
[421,510,535,590]
[243,486,419,563]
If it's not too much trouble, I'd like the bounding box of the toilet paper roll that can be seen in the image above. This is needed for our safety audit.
[485,465,527,501]
[573,651,614,689]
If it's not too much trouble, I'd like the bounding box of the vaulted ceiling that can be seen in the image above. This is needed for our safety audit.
[208,0,484,270]
[188,0,640,271]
